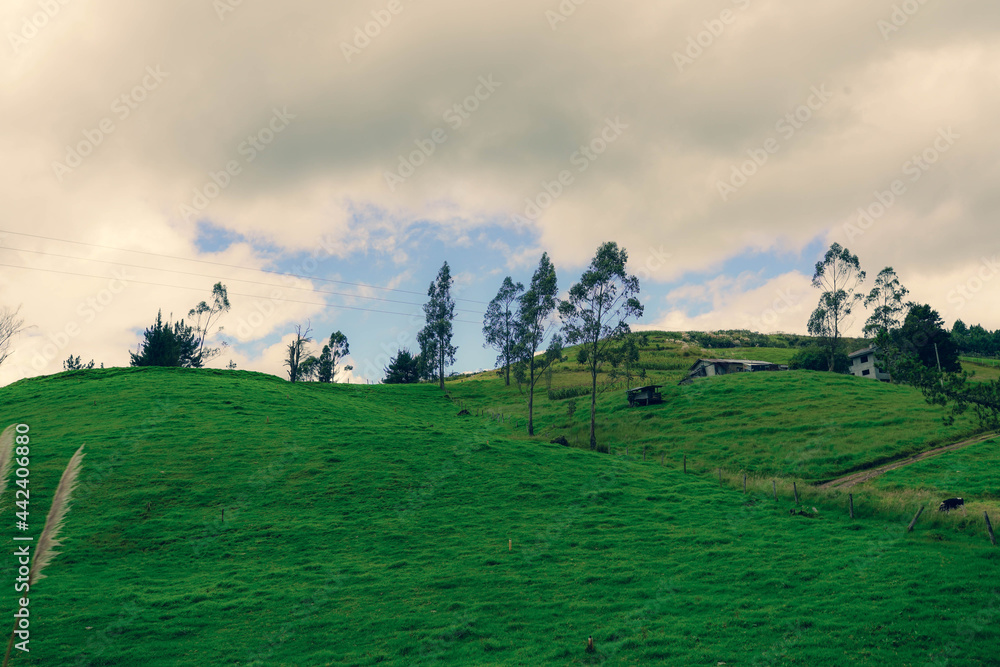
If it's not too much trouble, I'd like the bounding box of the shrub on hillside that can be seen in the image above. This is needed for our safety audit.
[383,349,422,384]
[130,310,202,368]
[789,346,850,373]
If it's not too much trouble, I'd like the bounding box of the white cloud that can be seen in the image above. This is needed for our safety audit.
[2,0,999,384]
[641,272,814,335]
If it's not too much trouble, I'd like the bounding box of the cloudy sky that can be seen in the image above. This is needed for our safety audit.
[1,0,998,385]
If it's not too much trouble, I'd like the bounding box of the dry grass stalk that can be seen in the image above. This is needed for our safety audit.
[0,426,16,501]
[3,443,85,667]
[29,445,85,585]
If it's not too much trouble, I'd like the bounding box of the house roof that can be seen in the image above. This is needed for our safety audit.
[848,346,876,358]
[626,385,663,393]
[689,358,778,367]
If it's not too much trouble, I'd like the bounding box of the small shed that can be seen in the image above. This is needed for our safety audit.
[679,358,787,385]
[626,385,663,407]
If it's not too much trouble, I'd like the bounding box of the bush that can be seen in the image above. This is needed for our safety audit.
[383,349,422,384]
[789,346,850,373]
[130,310,202,368]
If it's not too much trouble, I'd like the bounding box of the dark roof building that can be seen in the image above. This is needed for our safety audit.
[679,358,787,385]
[626,385,663,407]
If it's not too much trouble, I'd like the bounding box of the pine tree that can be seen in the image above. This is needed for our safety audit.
[130,310,203,368]
[383,349,421,384]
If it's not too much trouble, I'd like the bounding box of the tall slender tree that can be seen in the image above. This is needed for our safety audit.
[283,323,312,382]
[483,277,525,386]
[807,243,866,371]
[419,262,457,389]
[863,267,909,338]
[559,242,644,450]
[515,254,561,435]
[188,282,231,362]
[317,331,351,382]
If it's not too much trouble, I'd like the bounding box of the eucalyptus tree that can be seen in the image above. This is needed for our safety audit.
[420,262,457,389]
[559,242,644,450]
[807,243,866,371]
[483,277,524,386]
[515,254,561,436]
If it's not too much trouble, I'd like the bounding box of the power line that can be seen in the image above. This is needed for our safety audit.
[0,229,489,305]
[0,262,482,324]
[0,245,484,316]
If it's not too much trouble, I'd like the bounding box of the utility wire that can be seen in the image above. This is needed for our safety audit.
[0,229,489,305]
[0,262,482,324]
[0,245,484,316]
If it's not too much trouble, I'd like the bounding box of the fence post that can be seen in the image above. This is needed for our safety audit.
[793,482,799,505]
[985,512,997,546]
[849,493,854,519]
[907,506,925,533]
[772,480,777,501]
[643,447,646,462]
[743,473,747,494]
[683,454,687,474]
[660,454,664,466]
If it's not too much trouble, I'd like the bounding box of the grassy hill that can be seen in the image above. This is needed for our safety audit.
[961,357,1000,383]
[1,366,999,665]
[449,332,985,482]
[871,437,1000,499]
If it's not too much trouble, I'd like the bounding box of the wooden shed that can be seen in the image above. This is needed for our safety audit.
[626,385,663,407]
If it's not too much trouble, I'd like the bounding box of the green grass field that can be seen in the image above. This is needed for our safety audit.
[1,365,999,665]
[449,334,984,483]
[961,357,1000,367]
[871,438,1000,500]
[961,358,1000,383]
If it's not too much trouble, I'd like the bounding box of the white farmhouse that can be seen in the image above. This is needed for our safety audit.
[848,346,891,382]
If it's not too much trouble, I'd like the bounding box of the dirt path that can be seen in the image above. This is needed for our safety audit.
[818,432,999,490]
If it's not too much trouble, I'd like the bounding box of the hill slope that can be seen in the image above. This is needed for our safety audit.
[0,367,998,665]
[449,333,984,482]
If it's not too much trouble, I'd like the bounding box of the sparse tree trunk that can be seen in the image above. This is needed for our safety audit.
[589,345,598,450]
[504,312,512,386]
[828,318,839,372]
[439,348,445,389]
[527,356,536,435]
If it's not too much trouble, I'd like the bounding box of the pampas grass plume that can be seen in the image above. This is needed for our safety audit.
[0,426,16,501]
[29,445,85,584]
[3,443,85,667]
